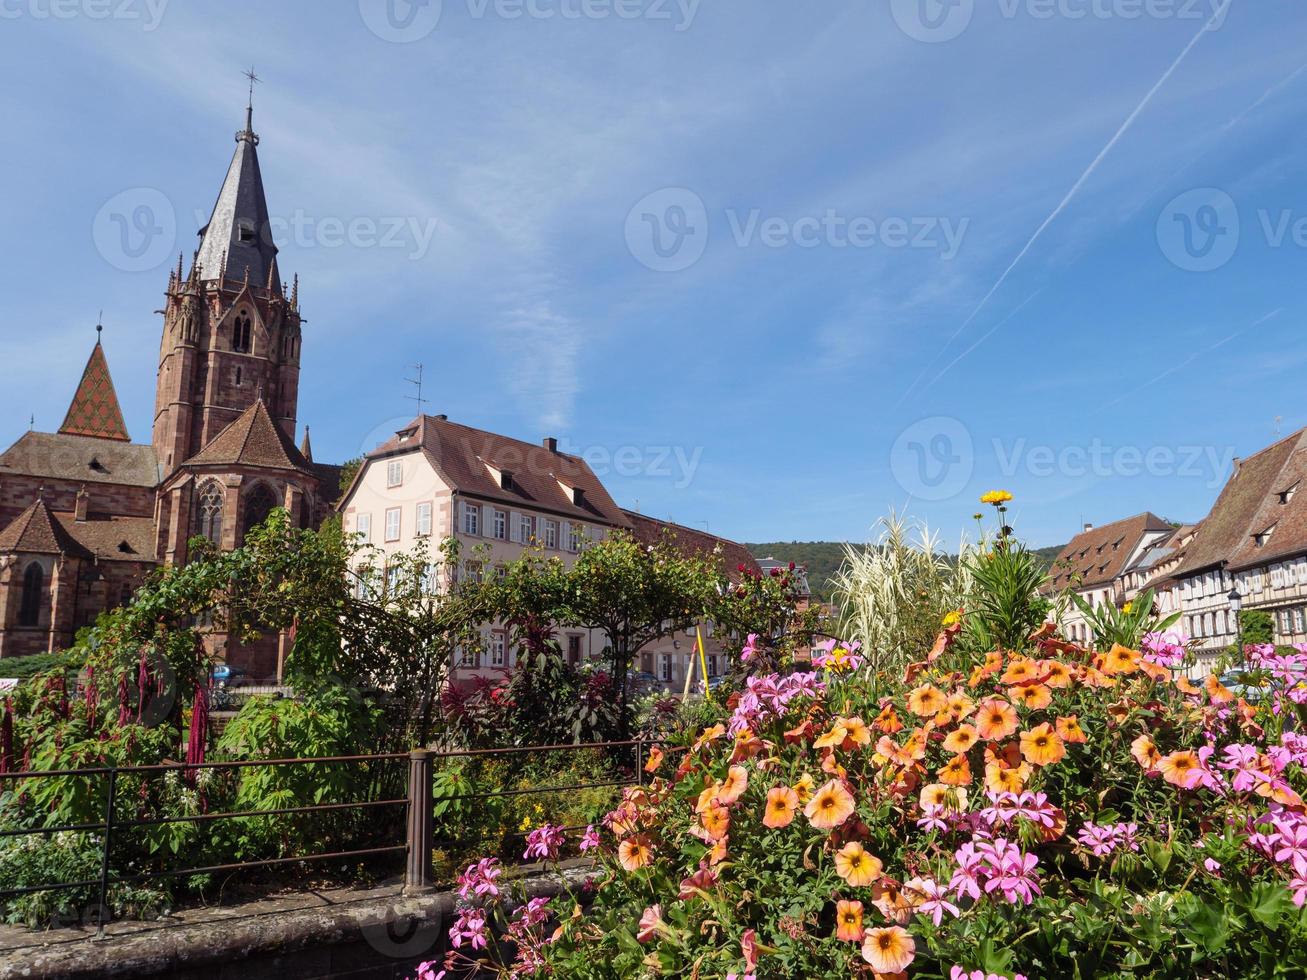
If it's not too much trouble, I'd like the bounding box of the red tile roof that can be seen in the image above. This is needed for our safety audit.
[184,399,315,475]
[1045,512,1174,591]
[55,513,157,562]
[1175,428,1307,575]
[362,415,629,527]
[622,510,761,582]
[0,499,92,558]
[59,339,130,442]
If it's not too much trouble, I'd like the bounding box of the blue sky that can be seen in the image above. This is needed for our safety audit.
[1,0,1305,549]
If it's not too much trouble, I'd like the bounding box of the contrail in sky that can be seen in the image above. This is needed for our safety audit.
[895,0,1234,408]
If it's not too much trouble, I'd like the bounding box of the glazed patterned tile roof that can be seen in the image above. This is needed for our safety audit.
[1045,512,1174,591]
[363,415,630,527]
[183,399,314,474]
[0,432,159,487]
[0,499,92,558]
[58,339,130,442]
[622,510,761,583]
[1175,427,1307,575]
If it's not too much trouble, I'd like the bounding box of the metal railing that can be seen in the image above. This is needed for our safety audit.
[0,739,654,933]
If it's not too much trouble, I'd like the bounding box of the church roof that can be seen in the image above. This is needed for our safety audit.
[0,432,158,487]
[194,105,280,292]
[59,336,130,442]
[183,399,314,474]
[0,499,93,559]
[57,513,157,563]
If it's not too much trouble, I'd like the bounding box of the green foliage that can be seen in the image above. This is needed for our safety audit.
[337,457,363,495]
[1069,586,1180,651]
[1240,609,1275,646]
[962,539,1051,652]
[0,649,83,683]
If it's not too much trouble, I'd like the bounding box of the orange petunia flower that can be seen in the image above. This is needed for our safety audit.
[937,753,972,786]
[1158,750,1203,789]
[793,772,816,804]
[902,727,930,760]
[943,724,980,754]
[694,785,718,814]
[1131,734,1161,770]
[617,834,654,871]
[861,926,916,974]
[984,761,1029,794]
[804,779,857,830]
[842,716,873,748]
[1080,666,1117,689]
[976,698,1019,741]
[696,802,731,841]
[985,740,1022,770]
[691,723,726,753]
[644,745,665,773]
[1138,659,1172,683]
[874,704,905,734]
[919,782,967,811]
[1100,644,1141,676]
[871,879,916,924]
[835,841,884,886]
[1205,673,1235,704]
[707,836,728,866]
[1001,657,1040,686]
[716,765,749,805]
[814,723,849,751]
[835,899,865,943]
[762,786,799,829]
[1040,660,1074,689]
[907,684,947,718]
[783,718,814,744]
[1014,683,1053,711]
[1055,715,1087,743]
[945,691,976,722]
[1019,722,1066,766]
[1176,675,1201,697]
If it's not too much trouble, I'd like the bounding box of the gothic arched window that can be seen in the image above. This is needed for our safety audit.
[197,481,225,544]
[233,313,252,353]
[19,562,44,627]
[241,484,279,541]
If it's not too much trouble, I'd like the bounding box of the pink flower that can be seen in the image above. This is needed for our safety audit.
[741,928,759,972]
[679,866,718,900]
[977,838,1041,906]
[1291,870,1307,909]
[579,825,601,852]
[456,857,501,900]
[917,804,949,833]
[949,841,985,901]
[415,963,445,980]
[637,904,663,944]
[950,969,1029,980]
[907,876,959,926]
[523,823,567,861]
[741,633,760,663]
[449,907,489,950]
[1203,858,1222,876]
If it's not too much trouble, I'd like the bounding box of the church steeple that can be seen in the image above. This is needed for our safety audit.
[60,325,130,442]
[193,76,280,295]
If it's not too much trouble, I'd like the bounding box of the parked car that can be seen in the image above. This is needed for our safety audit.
[211,664,248,686]
[627,670,661,698]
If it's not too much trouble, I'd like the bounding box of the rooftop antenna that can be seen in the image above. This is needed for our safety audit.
[96,311,103,340]
[240,67,260,143]
[405,363,430,414]
[1275,415,1283,437]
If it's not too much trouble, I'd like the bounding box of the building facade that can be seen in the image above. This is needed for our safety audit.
[0,106,338,673]
[337,415,760,689]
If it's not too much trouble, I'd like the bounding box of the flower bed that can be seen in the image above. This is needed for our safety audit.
[429,625,1307,978]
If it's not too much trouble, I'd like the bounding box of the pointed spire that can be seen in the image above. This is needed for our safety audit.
[59,327,130,442]
[290,273,298,311]
[300,426,313,463]
[194,76,280,295]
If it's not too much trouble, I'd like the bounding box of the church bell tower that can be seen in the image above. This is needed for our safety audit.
[152,91,303,475]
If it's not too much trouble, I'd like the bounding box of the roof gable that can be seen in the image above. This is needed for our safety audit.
[363,415,629,527]
[0,499,93,558]
[183,399,313,474]
[1175,428,1307,576]
[59,338,130,442]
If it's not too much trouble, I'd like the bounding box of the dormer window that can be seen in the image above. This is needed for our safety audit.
[237,219,257,244]
[1255,525,1277,548]
[1280,483,1298,505]
[88,456,107,474]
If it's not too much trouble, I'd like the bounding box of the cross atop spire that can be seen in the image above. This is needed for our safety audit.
[240,67,260,144]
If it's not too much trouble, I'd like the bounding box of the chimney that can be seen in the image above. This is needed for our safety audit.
[1083,522,1094,533]
[543,437,558,453]
[75,486,89,523]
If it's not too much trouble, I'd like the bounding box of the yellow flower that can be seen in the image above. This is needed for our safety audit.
[941,609,962,628]
[518,816,532,831]
[980,490,1014,506]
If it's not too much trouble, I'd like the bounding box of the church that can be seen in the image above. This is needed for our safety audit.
[0,102,340,675]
